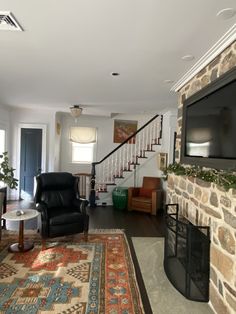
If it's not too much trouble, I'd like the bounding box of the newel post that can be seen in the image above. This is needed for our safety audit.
[89,162,97,208]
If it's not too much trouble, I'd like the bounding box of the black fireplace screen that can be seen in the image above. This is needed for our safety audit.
[164,204,210,302]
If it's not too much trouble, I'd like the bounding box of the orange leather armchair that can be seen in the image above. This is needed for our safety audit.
[128,176,163,215]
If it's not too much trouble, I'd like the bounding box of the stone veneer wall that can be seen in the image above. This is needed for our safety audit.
[167,41,236,314]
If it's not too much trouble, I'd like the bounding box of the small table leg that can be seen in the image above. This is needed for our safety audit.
[8,220,34,253]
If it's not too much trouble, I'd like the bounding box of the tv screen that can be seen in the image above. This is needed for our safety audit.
[181,67,236,170]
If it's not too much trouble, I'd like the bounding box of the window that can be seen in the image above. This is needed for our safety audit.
[72,142,94,163]
[0,129,5,155]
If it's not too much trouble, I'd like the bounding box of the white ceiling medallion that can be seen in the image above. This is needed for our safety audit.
[216,8,236,20]
[181,55,195,61]
[164,79,174,84]
[0,11,23,31]
[171,24,236,92]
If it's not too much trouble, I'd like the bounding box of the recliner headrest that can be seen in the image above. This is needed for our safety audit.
[37,172,76,190]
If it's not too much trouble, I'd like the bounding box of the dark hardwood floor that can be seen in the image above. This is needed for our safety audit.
[5,201,166,314]
[7,200,165,237]
[88,205,165,237]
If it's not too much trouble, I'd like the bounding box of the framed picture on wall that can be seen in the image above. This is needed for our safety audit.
[113,119,138,143]
[158,152,168,170]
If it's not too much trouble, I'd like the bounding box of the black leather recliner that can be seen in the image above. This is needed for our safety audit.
[35,172,89,241]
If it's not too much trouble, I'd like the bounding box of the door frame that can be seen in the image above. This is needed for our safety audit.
[0,122,8,153]
[17,124,47,199]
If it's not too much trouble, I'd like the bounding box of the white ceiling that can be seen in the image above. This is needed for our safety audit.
[0,0,235,116]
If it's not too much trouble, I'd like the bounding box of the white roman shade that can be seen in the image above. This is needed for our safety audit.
[69,127,97,143]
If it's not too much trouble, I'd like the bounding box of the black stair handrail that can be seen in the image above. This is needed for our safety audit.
[89,114,162,207]
[91,114,162,172]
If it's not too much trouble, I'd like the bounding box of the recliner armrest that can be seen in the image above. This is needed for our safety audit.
[73,198,89,215]
[36,202,47,213]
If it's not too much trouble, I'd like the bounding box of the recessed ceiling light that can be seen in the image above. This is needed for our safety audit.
[216,8,236,20]
[164,79,174,84]
[181,55,195,61]
[111,72,120,76]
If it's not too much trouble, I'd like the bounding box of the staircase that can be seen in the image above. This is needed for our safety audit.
[89,114,163,207]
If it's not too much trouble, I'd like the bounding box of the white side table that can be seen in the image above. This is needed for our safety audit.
[2,209,39,252]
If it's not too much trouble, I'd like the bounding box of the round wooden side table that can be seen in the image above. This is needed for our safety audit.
[2,209,39,253]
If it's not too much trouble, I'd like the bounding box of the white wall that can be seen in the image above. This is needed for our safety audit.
[54,112,62,171]
[0,104,177,201]
[135,110,177,185]
[59,112,161,174]
[116,110,177,191]
[59,110,177,185]
[0,106,10,154]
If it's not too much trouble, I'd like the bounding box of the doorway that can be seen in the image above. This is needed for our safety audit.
[18,124,46,200]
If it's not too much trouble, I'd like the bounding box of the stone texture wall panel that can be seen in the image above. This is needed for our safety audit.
[213,236,219,245]
[223,209,236,229]
[201,74,210,87]
[218,226,235,255]
[187,176,195,183]
[208,55,221,70]
[187,183,193,194]
[179,178,187,190]
[210,192,219,207]
[194,186,202,200]
[211,245,234,282]
[190,197,199,207]
[226,293,236,313]
[210,266,218,287]
[196,178,211,188]
[219,280,223,296]
[220,196,232,208]
[182,191,189,199]
[231,189,236,198]
[210,68,218,81]
[199,203,222,219]
[224,282,236,298]
[210,283,231,314]
[201,191,209,203]
[166,41,236,314]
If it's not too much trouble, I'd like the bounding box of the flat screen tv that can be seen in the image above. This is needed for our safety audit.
[181,67,236,170]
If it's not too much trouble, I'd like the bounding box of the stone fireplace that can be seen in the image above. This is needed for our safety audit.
[167,41,236,314]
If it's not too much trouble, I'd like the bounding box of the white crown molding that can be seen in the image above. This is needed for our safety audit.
[171,24,236,92]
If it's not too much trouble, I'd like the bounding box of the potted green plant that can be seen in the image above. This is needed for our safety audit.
[0,152,18,189]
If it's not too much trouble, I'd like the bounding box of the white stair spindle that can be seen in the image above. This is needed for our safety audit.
[152,120,155,144]
[122,146,125,173]
[111,154,114,182]
[149,124,152,149]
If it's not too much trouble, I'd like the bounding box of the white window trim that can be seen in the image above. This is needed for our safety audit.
[0,128,6,155]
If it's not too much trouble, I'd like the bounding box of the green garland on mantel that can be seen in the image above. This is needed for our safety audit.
[162,162,236,191]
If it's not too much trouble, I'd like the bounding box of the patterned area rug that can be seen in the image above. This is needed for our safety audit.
[0,230,144,314]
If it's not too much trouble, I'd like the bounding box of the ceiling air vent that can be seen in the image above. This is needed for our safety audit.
[0,11,23,31]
